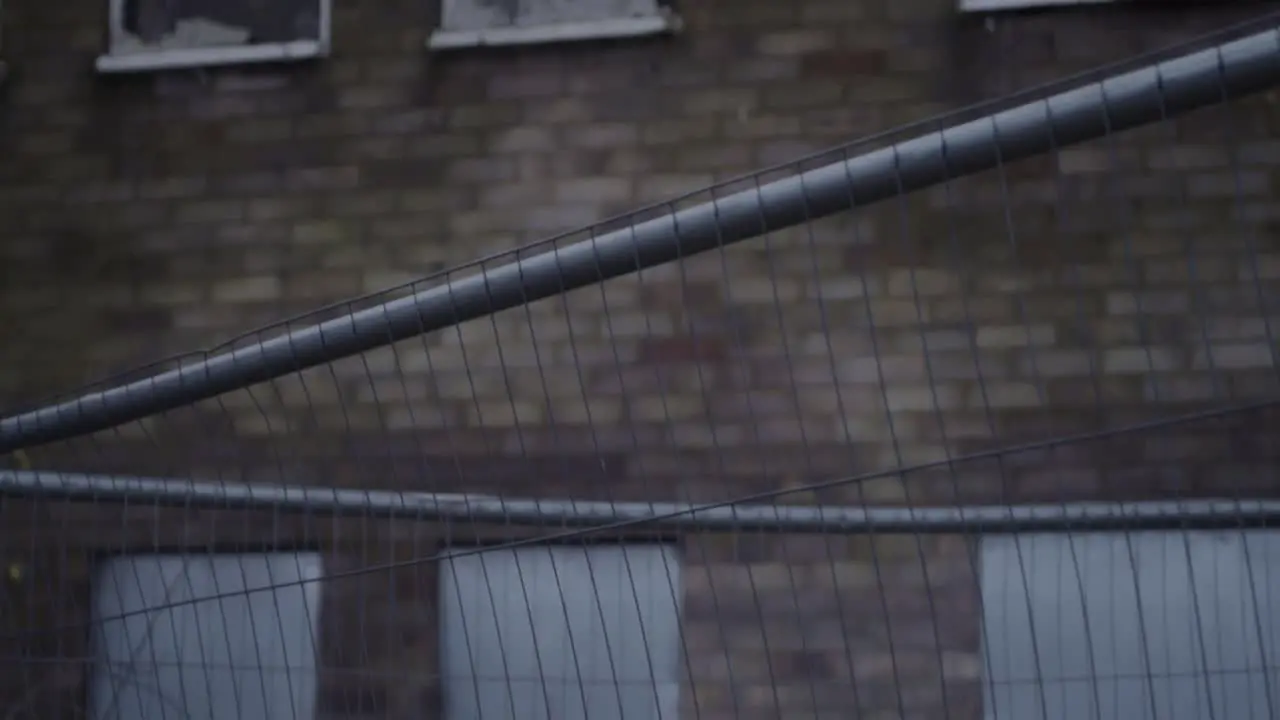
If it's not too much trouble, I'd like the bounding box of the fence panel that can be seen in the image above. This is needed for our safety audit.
[3,16,1280,720]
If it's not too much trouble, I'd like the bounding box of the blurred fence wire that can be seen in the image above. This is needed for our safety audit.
[4,15,1280,720]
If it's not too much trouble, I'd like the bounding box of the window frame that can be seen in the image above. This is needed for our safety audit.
[425,0,681,51]
[95,0,333,74]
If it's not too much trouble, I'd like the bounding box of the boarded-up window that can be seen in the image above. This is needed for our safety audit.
[440,545,682,720]
[89,554,323,720]
[429,0,680,50]
[982,531,1280,720]
[960,0,1119,12]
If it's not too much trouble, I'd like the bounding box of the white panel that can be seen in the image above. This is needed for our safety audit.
[89,554,323,720]
[440,0,664,32]
[959,0,1118,11]
[981,532,1280,720]
[440,545,682,720]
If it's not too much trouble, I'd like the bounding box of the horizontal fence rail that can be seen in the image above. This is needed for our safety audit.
[2,25,1279,452]
[4,469,1280,533]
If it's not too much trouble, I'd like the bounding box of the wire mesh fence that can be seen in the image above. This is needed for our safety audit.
[3,14,1280,720]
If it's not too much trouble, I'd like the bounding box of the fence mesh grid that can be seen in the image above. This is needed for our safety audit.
[3,14,1280,720]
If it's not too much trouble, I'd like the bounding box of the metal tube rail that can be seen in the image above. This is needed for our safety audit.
[3,470,1277,534]
[3,26,1280,452]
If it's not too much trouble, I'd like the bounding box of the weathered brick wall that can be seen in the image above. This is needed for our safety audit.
[3,0,1280,718]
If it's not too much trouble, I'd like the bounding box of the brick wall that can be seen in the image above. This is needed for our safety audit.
[3,0,1280,718]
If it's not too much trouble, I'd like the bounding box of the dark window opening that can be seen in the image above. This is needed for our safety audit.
[119,0,320,47]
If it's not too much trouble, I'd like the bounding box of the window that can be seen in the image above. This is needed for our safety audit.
[959,0,1116,11]
[439,545,682,720]
[88,553,323,720]
[427,0,681,51]
[981,531,1280,720]
[97,0,331,74]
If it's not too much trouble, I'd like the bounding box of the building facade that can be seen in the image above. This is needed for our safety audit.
[2,0,1280,718]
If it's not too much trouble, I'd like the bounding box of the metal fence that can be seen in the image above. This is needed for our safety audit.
[4,14,1280,720]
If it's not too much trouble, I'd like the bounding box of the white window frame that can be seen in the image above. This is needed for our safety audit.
[980,530,1280,720]
[426,0,682,51]
[88,553,324,720]
[959,0,1120,12]
[95,0,332,74]
[438,544,683,720]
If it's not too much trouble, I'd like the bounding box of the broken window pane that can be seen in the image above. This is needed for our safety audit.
[115,0,322,54]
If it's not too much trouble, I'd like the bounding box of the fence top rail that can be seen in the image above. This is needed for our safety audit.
[2,19,1280,452]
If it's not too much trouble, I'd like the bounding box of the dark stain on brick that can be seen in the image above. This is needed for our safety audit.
[101,307,170,334]
[638,336,729,365]
[802,49,886,77]
[363,159,449,187]
[777,649,834,678]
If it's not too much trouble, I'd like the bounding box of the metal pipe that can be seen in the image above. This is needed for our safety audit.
[3,26,1279,451]
[3,470,1278,534]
